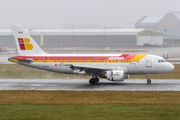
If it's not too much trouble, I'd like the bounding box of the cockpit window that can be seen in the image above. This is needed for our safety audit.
[158,59,166,63]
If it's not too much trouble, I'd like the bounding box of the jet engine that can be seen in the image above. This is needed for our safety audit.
[106,70,125,81]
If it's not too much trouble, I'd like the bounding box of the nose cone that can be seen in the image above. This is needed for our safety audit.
[169,63,174,72]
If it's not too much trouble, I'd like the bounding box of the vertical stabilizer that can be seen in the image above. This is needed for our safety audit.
[12,25,47,56]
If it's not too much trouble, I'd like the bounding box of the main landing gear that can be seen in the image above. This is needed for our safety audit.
[147,74,151,84]
[89,77,99,85]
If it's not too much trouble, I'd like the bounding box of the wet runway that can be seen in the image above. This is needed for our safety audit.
[0,79,180,91]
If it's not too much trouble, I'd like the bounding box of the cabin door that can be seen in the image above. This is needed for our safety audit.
[146,56,152,67]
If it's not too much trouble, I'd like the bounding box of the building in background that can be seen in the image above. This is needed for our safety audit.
[136,12,180,46]
[0,28,163,48]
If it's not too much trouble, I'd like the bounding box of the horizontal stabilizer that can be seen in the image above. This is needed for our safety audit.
[8,58,33,63]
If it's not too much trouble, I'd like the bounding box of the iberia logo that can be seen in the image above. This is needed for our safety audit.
[18,38,33,50]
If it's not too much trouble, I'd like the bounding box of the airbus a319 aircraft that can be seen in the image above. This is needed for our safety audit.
[9,25,174,84]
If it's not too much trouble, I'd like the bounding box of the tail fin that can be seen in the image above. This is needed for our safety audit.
[12,25,47,56]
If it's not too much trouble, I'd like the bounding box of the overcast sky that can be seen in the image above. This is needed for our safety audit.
[1,0,180,29]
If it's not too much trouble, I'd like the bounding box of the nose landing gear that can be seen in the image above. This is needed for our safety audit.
[147,74,151,84]
[147,79,151,84]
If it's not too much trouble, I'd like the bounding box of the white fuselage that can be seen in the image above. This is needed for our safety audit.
[12,54,174,75]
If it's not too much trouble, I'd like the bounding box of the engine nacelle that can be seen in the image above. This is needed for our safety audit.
[106,70,124,81]
[73,70,85,75]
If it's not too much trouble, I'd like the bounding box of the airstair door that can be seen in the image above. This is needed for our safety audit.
[43,57,49,67]
[146,56,152,67]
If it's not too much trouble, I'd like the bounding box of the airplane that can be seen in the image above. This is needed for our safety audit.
[8,25,174,85]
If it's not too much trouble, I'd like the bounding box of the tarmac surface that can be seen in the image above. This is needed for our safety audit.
[0,79,180,91]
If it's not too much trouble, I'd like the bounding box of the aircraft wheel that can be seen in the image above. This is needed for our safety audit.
[89,79,96,85]
[94,77,99,83]
[147,79,151,84]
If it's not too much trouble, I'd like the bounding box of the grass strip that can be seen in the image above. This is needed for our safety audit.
[0,91,180,120]
[0,103,180,120]
[0,91,180,104]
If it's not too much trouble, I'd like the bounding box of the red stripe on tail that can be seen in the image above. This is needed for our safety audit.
[18,38,26,50]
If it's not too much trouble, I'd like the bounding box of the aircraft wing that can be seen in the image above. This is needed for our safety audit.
[62,63,128,75]
[70,64,110,70]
